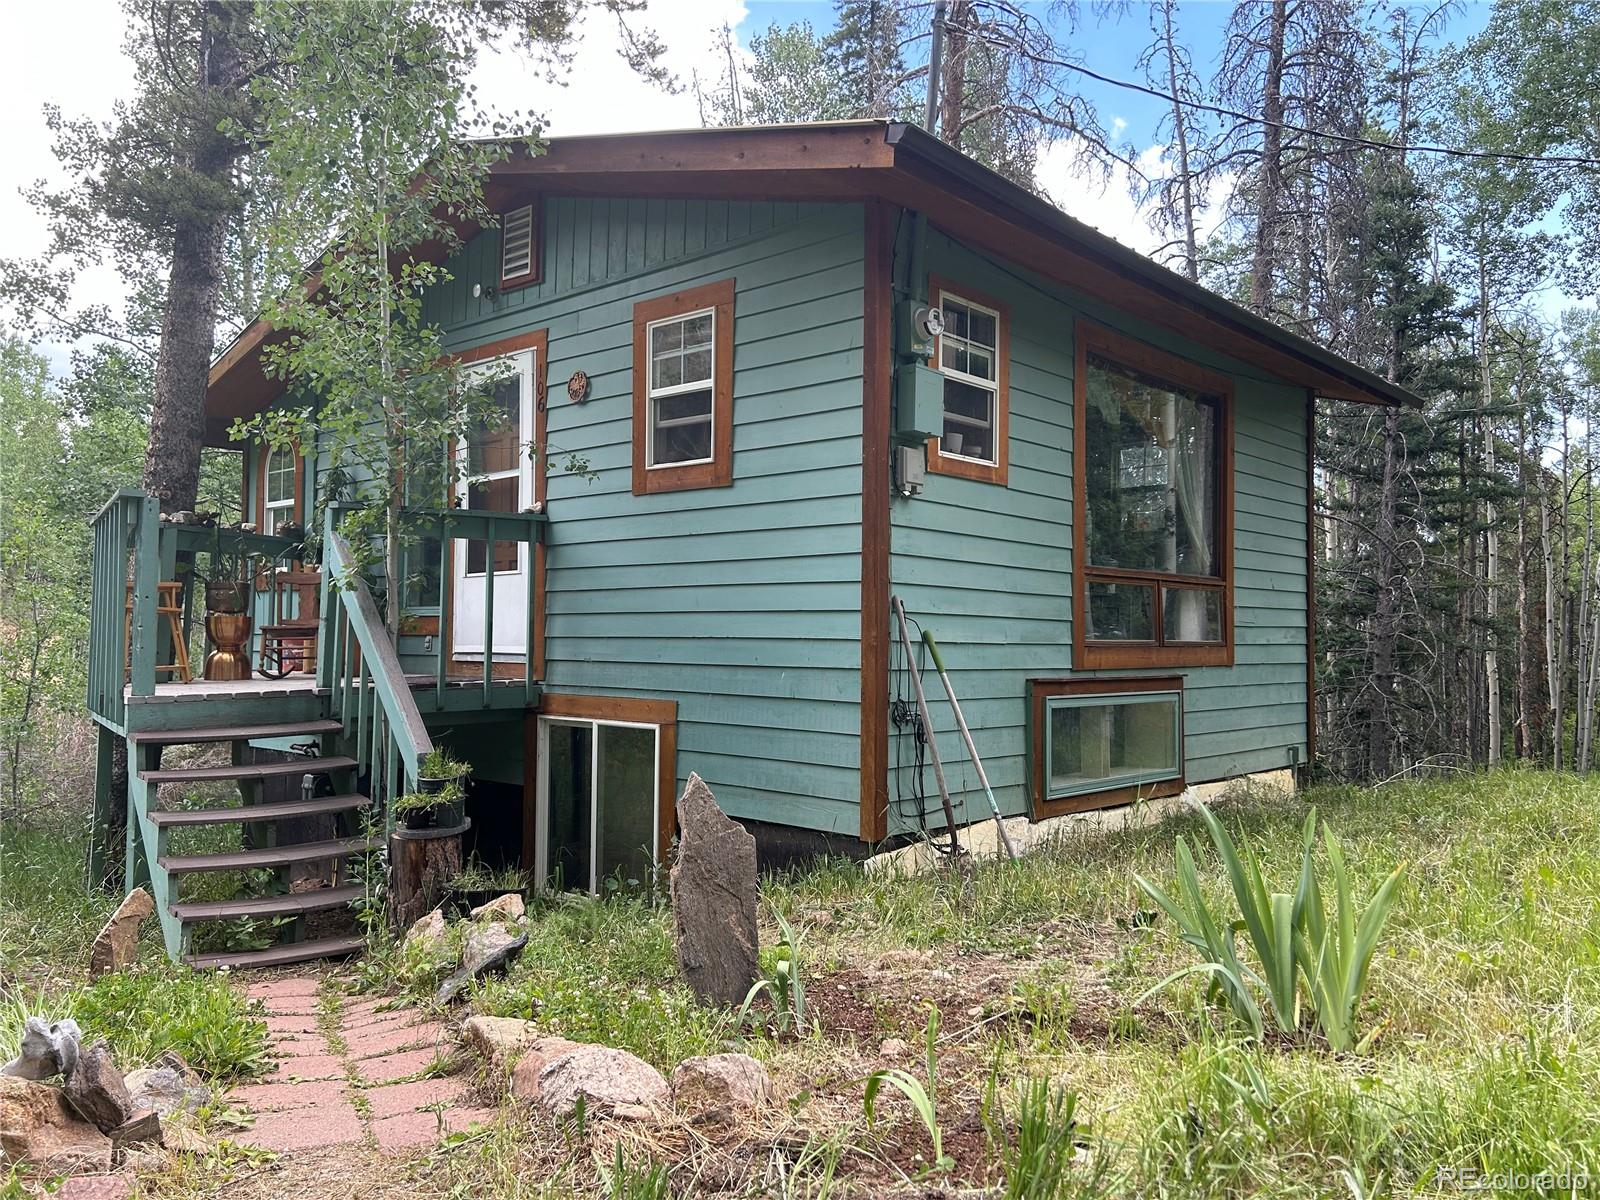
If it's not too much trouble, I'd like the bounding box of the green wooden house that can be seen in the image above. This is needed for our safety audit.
[88,122,1412,966]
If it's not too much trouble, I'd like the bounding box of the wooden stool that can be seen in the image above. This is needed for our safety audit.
[125,581,193,683]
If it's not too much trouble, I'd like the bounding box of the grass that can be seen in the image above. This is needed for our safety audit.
[8,769,1600,1197]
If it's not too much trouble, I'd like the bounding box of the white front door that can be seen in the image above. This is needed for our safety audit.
[452,349,535,660]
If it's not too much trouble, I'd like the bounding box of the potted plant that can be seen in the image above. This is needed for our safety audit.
[447,858,528,915]
[392,779,465,831]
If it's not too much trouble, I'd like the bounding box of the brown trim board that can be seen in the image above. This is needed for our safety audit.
[859,200,892,844]
[1025,676,1187,821]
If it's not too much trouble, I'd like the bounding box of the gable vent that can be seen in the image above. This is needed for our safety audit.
[500,204,534,284]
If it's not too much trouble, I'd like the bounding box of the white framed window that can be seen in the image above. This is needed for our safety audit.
[500,204,535,286]
[455,349,534,579]
[935,290,1002,466]
[536,716,661,895]
[645,307,716,468]
[263,446,296,534]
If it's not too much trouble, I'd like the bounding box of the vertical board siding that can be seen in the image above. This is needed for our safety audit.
[888,229,1309,833]
[433,199,867,835]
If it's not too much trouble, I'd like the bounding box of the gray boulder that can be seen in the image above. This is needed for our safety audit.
[434,923,527,1005]
[1,1017,82,1081]
[670,1053,772,1124]
[63,1042,133,1132]
[670,773,760,1007]
[124,1052,208,1118]
[535,1046,668,1120]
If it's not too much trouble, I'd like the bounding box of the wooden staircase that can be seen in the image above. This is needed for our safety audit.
[127,718,378,969]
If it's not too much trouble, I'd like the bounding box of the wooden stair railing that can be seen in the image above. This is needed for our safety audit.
[320,524,435,816]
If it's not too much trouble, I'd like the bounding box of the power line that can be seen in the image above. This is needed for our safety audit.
[942,20,1600,169]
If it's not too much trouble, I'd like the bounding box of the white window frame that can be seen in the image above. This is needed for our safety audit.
[935,289,1003,467]
[644,306,717,470]
[454,349,535,580]
[534,716,662,897]
[263,446,296,534]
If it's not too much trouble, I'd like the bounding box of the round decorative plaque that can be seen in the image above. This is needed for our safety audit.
[567,369,590,403]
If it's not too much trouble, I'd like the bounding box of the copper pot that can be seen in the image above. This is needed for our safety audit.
[204,610,253,681]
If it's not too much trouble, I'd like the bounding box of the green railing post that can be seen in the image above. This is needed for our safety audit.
[436,511,449,695]
[483,516,497,705]
[129,493,160,697]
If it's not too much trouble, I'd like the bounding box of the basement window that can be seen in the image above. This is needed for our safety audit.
[1027,677,1186,819]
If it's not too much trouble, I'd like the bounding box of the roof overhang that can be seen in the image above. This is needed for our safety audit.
[205,120,1414,444]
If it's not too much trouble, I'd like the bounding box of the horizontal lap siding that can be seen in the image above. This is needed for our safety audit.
[888,230,1307,833]
[433,200,866,836]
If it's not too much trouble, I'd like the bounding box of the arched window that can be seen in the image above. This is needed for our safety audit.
[263,446,297,534]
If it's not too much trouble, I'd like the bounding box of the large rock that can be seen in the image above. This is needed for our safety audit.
[508,1037,584,1103]
[88,889,155,978]
[2,1017,82,1081]
[470,893,525,923]
[401,908,450,960]
[670,1053,772,1124]
[63,1043,132,1133]
[670,773,760,1007]
[433,923,527,1005]
[461,1016,537,1064]
[0,1075,113,1173]
[124,1052,208,1118]
[534,1046,668,1120]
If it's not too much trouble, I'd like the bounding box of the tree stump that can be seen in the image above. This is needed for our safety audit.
[389,823,466,930]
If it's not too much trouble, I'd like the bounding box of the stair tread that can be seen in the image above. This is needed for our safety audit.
[139,755,357,784]
[130,720,343,745]
[172,885,365,922]
[159,835,381,874]
[184,935,365,971]
[149,794,369,827]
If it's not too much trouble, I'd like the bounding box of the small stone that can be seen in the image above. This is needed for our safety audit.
[64,1043,133,1132]
[508,1037,584,1103]
[88,889,155,978]
[401,908,451,960]
[2,1016,82,1080]
[434,924,527,1005]
[108,1111,162,1149]
[461,1016,537,1064]
[670,773,760,1008]
[124,1052,208,1118]
[0,1075,112,1173]
[160,1122,210,1156]
[470,893,525,923]
[535,1046,668,1120]
[55,1176,129,1200]
[670,1053,772,1124]
[879,1037,909,1058]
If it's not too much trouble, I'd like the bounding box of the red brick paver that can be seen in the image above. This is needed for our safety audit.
[231,975,482,1156]
[56,1178,131,1200]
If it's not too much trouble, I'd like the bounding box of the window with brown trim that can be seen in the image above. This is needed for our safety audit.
[926,275,1009,485]
[1026,676,1186,819]
[499,203,540,291]
[257,443,304,534]
[1073,321,1234,669]
[631,278,735,495]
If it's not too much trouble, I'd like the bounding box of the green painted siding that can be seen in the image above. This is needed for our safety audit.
[887,227,1308,833]
[431,198,868,836]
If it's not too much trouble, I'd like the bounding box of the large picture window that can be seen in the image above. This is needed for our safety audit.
[1027,677,1186,818]
[632,278,735,495]
[1073,322,1233,669]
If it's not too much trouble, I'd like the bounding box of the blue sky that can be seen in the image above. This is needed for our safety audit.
[733,1,1495,152]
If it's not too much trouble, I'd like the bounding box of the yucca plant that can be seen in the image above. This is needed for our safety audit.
[1136,804,1405,1051]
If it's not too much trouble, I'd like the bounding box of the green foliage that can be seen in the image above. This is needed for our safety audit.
[738,908,807,1035]
[418,749,471,780]
[599,1144,672,1200]
[982,1074,1084,1200]
[1135,804,1406,1051]
[865,1007,951,1173]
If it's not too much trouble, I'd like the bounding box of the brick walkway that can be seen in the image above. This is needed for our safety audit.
[233,977,496,1154]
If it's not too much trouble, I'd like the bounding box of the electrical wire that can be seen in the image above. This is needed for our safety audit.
[940,19,1600,169]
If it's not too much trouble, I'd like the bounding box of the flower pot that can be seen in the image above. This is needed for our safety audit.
[205,580,251,614]
[400,804,440,831]
[203,610,253,681]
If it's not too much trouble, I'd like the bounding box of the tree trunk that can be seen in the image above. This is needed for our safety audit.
[1248,0,1288,317]
[938,0,973,148]
[1160,0,1199,282]
[1368,404,1401,780]
[1478,258,1501,767]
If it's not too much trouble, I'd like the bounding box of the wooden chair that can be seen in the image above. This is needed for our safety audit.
[258,569,321,679]
[125,581,193,683]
